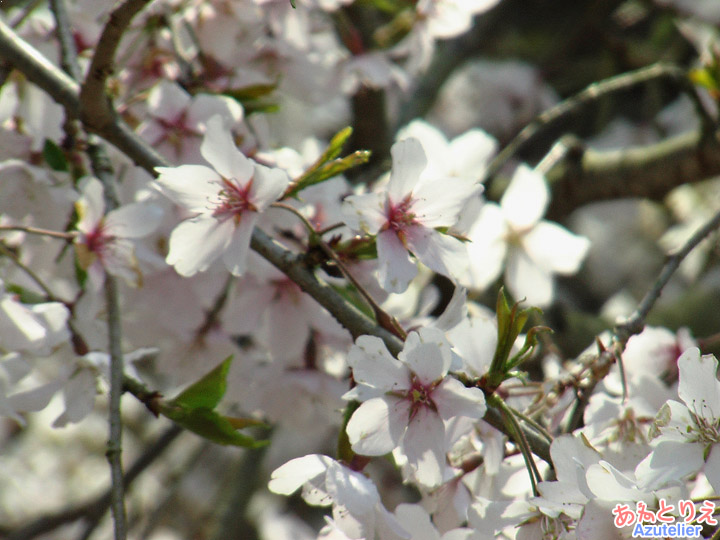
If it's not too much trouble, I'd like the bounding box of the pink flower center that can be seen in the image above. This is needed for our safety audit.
[152,111,201,159]
[385,196,416,232]
[405,374,438,420]
[212,178,257,223]
[84,223,112,257]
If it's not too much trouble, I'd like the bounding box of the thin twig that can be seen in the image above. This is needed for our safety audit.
[0,242,65,302]
[0,224,76,240]
[49,1,131,536]
[272,202,406,339]
[485,62,716,184]
[615,206,720,347]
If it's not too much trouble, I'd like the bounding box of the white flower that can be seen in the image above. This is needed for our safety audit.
[154,115,290,277]
[138,81,244,164]
[74,176,163,289]
[268,454,409,540]
[462,165,590,306]
[344,328,486,487]
[635,347,720,492]
[342,138,482,293]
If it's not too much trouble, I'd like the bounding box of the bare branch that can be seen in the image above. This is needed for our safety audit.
[79,0,153,132]
[542,129,720,221]
[615,206,720,346]
[485,62,717,184]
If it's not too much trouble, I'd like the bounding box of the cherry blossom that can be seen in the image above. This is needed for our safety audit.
[268,454,410,540]
[154,115,290,277]
[137,81,244,164]
[344,328,486,487]
[635,347,720,494]
[462,164,591,306]
[342,138,482,293]
[74,177,164,290]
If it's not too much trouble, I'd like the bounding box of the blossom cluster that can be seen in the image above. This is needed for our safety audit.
[0,1,719,540]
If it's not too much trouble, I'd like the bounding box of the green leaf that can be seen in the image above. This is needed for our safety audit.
[4,284,47,305]
[43,139,68,172]
[172,355,233,410]
[285,128,371,198]
[487,289,541,388]
[337,400,360,463]
[161,405,267,448]
[506,325,552,371]
[222,84,279,115]
[690,67,719,93]
[223,84,277,101]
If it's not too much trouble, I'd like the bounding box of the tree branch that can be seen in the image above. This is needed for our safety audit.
[79,0,152,133]
[614,206,720,346]
[485,62,717,184]
[542,129,720,221]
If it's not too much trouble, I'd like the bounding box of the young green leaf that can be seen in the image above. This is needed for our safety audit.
[172,355,233,410]
[285,128,371,198]
[42,139,68,172]
[161,405,268,448]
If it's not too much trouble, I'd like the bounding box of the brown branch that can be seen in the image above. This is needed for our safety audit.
[79,0,153,133]
[485,62,716,184]
[614,206,720,347]
[542,129,720,221]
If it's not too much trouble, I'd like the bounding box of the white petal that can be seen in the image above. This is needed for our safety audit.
[585,460,645,501]
[342,192,387,234]
[394,504,440,540]
[105,202,164,238]
[201,115,254,181]
[222,212,258,276]
[433,286,467,332]
[402,407,447,488]
[53,369,97,427]
[0,296,47,349]
[348,335,409,391]
[8,380,61,413]
[405,226,469,281]
[377,229,417,294]
[147,81,191,120]
[75,177,105,232]
[268,454,331,495]
[433,378,486,420]
[325,460,379,515]
[346,396,409,456]
[705,444,720,495]
[388,138,427,201]
[166,216,233,276]
[463,203,507,289]
[677,347,720,421]
[500,165,548,229]
[154,165,221,213]
[522,221,590,275]
[448,129,498,178]
[447,316,497,377]
[401,328,451,384]
[249,163,289,210]
[412,177,483,228]
[634,440,704,490]
[186,93,243,129]
[505,247,553,306]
